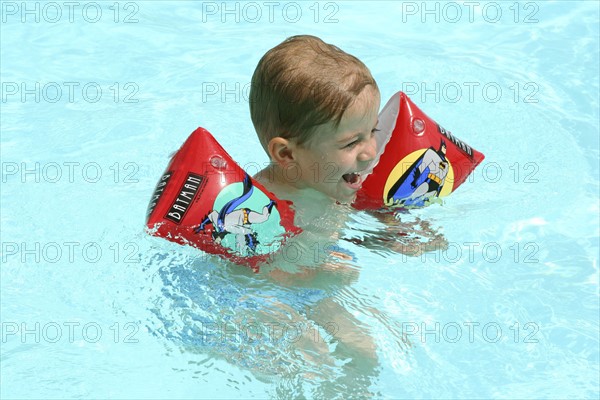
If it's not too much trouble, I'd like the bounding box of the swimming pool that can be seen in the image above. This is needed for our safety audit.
[1,0,598,398]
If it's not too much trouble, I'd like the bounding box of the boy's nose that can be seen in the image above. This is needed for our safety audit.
[358,134,377,163]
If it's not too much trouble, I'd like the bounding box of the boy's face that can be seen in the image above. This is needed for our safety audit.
[291,86,380,203]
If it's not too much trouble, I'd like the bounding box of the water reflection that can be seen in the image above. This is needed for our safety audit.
[144,205,444,398]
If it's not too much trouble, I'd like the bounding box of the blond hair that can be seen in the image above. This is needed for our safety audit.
[249,35,378,153]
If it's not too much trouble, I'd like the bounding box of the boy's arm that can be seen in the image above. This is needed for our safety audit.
[342,210,448,257]
[261,229,360,289]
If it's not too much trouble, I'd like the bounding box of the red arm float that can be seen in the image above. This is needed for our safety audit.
[145,127,300,271]
[354,91,485,209]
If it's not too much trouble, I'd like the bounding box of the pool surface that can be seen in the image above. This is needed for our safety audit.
[1,1,599,398]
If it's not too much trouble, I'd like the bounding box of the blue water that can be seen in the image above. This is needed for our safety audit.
[1,1,599,398]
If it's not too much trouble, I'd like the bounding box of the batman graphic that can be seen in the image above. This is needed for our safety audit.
[386,140,449,207]
[195,173,275,255]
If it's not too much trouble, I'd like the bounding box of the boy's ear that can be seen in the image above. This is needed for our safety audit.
[268,137,296,166]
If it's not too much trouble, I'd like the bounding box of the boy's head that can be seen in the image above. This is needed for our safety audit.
[250,35,380,202]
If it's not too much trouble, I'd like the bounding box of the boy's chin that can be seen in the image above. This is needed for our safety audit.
[298,182,358,205]
[333,187,359,204]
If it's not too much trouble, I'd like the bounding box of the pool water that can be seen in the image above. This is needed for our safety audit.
[1,1,598,398]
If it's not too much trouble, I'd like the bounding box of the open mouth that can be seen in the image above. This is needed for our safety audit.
[342,172,362,189]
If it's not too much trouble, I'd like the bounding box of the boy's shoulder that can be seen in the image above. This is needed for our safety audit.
[254,167,345,227]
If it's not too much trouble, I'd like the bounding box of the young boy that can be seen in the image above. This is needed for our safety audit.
[248,35,383,388]
[250,35,381,208]
[245,37,443,394]
[249,35,446,254]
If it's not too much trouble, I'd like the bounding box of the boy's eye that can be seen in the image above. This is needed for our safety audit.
[343,129,379,149]
[344,140,359,149]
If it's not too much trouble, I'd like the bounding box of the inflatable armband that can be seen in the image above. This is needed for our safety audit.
[145,127,300,271]
[354,92,485,209]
